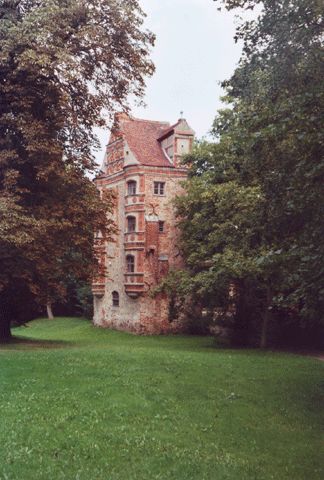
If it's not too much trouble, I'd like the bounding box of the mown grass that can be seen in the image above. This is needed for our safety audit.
[0,317,323,480]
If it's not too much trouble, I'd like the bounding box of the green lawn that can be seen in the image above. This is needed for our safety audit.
[0,318,323,480]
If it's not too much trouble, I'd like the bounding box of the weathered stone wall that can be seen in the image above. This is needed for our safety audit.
[93,174,143,332]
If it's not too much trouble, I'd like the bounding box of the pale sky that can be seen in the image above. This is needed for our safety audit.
[95,0,244,166]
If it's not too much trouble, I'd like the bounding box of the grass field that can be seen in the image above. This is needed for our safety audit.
[0,317,323,480]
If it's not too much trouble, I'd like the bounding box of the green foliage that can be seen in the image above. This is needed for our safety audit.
[216,0,324,324]
[166,0,324,346]
[0,0,154,339]
[74,282,94,319]
[173,146,276,344]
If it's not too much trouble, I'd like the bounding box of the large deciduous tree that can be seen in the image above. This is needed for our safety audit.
[160,0,323,347]
[0,0,154,341]
[216,0,324,338]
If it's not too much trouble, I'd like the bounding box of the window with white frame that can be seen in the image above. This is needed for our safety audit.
[127,180,137,195]
[154,181,165,195]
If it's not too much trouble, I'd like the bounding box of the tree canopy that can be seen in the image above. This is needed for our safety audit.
[0,0,154,340]
[160,0,324,347]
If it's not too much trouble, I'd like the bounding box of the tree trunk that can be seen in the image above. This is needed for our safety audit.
[0,300,12,343]
[260,285,272,348]
[46,303,54,320]
[232,279,251,346]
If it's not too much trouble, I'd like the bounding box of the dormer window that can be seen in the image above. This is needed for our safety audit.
[127,180,137,195]
[127,216,136,232]
[154,182,165,196]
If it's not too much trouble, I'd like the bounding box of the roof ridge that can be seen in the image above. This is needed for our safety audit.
[160,120,179,132]
[127,117,170,125]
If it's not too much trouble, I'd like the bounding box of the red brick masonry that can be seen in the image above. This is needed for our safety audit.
[92,113,194,334]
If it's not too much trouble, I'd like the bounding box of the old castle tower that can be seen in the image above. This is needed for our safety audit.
[92,113,194,333]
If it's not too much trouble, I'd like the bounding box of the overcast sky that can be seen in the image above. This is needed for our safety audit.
[95,0,244,166]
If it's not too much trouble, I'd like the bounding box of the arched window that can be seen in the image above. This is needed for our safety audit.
[126,255,135,273]
[112,291,119,307]
[127,180,137,195]
[127,216,136,232]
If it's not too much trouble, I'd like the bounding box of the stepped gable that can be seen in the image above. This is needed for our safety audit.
[118,115,172,167]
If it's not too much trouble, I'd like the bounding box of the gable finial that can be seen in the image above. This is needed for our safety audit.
[180,110,184,119]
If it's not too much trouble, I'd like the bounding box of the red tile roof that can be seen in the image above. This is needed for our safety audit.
[118,116,173,167]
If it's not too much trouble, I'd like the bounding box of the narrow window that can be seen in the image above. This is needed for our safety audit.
[127,180,136,195]
[112,291,119,307]
[127,216,136,232]
[126,255,135,273]
[159,221,165,233]
[154,182,165,195]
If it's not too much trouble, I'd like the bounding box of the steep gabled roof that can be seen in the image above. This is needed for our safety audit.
[117,115,172,167]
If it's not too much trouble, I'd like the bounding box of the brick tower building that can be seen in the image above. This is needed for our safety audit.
[92,113,194,333]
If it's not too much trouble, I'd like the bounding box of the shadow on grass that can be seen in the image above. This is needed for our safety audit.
[0,336,72,350]
[209,336,324,359]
